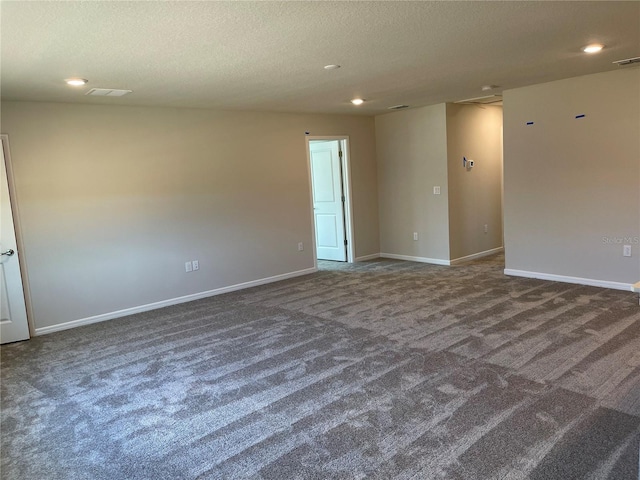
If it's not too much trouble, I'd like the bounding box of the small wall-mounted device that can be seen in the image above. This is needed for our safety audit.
[463,157,474,169]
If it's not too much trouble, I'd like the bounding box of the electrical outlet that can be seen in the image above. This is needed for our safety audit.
[484,224,488,233]
[413,232,419,241]
[298,242,304,251]
[433,186,441,195]
[185,261,192,272]
[192,260,199,270]
[623,245,632,257]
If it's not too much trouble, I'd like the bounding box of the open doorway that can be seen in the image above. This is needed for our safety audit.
[306,137,354,263]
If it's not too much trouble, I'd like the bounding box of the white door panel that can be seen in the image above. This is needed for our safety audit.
[311,153,337,202]
[0,137,30,344]
[309,141,346,261]
[316,215,339,247]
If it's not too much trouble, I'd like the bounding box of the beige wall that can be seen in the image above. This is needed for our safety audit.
[375,104,450,261]
[5,68,636,333]
[446,103,503,260]
[503,68,640,285]
[0,101,379,330]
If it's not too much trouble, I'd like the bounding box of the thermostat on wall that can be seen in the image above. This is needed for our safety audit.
[463,156,475,168]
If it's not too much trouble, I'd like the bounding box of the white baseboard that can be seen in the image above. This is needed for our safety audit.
[35,267,317,336]
[504,268,632,291]
[450,247,504,265]
[380,253,450,266]
[355,253,381,262]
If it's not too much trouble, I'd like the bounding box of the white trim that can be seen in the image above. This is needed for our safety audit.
[504,269,632,291]
[355,253,380,262]
[341,138,356,264]
[380,253,450,266]
[450,247,504,265]
[304,138,319,271]
[34,267,317,336]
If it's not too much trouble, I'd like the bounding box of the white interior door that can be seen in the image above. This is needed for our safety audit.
[1,137,30,344]
[309,141,347,261]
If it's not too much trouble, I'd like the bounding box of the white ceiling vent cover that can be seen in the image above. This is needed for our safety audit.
[612,57,640,66]
[86,88,132,97]
[454,95,503,105]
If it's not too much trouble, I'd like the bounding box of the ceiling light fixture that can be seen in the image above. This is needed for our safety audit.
[351,98,364,105]
[481,85,500,92]
[582,44,604,54]
[65,78,88,86]
[324,64,341,70]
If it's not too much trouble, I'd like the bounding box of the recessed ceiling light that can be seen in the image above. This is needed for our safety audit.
[324,64,341,70]
[351,98,365,105]
[582,44,604,54]
[65,78,88,86]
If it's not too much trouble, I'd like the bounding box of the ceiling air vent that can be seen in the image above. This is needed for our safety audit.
[612,57,640,66]
[86,88,132,97]
[454,95,503,105]
[388,104,410,110]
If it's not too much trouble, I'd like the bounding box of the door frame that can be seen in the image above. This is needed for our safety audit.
[305,136,355,265]
[1,134,35,337]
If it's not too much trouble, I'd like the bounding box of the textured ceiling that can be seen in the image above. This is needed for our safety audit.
[1,1,639,116]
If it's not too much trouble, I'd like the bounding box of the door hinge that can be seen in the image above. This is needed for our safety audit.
[341,195,345,202]
[344,239,348,246]
[338,150,343,158]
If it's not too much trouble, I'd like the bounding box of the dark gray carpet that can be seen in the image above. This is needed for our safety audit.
[2,254,639,479]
